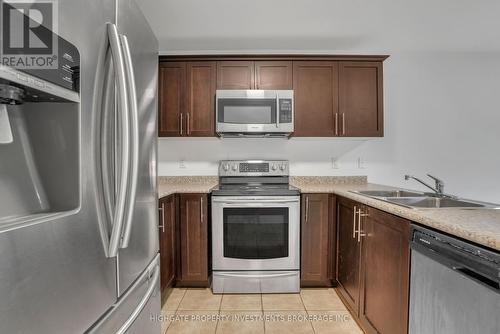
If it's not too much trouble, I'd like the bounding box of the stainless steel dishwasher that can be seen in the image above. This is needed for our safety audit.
[409,225,500,334]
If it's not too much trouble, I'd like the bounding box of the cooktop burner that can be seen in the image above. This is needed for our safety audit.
[212,160,300,197]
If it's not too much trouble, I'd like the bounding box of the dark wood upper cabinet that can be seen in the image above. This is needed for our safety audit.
[293,61,339,136]
[159,195,176,304]
[339,61,383,137]
[336,196,361,313]
[186,61,216,136]
[158,61,216,137]
[301,194,331,286]
[159,56,386,138]
[255,61,293,89]
[358,207,410,334]
[159,62,185,136]
[217,61,254,89]
[178,193,208,285]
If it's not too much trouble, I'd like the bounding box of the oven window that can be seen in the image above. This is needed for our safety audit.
[223,208,289,260]
[218,98,276,124]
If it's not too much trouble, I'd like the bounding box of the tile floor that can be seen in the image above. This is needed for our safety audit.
[159,288,363,334]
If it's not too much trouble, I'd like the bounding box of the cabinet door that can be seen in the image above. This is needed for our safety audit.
[179,194,208,284]
[217,61,254,89]
[358,207,410,334]
[159,195,176,303]
[339,61,383,137]
[336,197,361,314]
[255,61,293,89]
[301,194,330,286]
[293,61,339,136]
[186,61,216,136]
[158,62,186,136]
[328,195,337,284]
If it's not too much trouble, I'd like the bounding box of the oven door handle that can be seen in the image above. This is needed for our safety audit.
[212,199,300,204]
[217,203,298,208]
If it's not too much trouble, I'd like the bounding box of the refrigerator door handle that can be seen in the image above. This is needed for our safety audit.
[106,23,131,258]
[115,264,160,334]
[92,31,112,257]
[101,48,116,228]
[118,34,139,250]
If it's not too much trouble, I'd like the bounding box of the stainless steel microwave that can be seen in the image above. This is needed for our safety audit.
[216,90,294,137]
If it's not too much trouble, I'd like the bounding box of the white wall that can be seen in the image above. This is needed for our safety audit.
[137,0,500,203]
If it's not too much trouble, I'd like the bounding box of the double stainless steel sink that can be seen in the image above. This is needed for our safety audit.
[352,190,498,209]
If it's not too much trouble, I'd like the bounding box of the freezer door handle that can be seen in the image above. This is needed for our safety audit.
[115,264,160,334]
[118,34,139,249]
[106,23,131,258]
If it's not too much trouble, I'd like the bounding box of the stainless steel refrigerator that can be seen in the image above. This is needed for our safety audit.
[0,0,160,333]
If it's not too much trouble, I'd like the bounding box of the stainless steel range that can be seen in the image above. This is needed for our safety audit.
[211,160,300,293]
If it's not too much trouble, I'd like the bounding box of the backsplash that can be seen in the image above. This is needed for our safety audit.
[158,137,374,176]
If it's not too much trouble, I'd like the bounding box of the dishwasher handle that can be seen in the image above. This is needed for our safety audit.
[411,228,500,293]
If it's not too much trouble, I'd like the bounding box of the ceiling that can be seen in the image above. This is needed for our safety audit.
[136,0,500,54]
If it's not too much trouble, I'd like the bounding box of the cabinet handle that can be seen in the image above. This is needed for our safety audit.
[200,196,204,223]
[342,113,346,135]
[357,209,368,243]
[305,196,309,223]
[158,204,165,233]
[335,113,339,136]
[179,113,183,135]
[186,113,191,135]
[353,205,358,238]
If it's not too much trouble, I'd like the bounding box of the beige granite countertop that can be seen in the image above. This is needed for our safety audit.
[158,176,218,197]
[158,175,500,251]
[291,177,500,251]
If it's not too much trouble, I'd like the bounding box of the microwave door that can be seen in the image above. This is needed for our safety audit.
[217,98,278,133]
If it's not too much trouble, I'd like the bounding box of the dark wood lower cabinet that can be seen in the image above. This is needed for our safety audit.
[336,197,361,313]
[328,195,337,285]
[301,194,331,286]
[159,193,210,300]
[178,193,209,286]
[359,207,410,334]
[159,195,177,304]
[336,196,411,334]
[300,194,337,287]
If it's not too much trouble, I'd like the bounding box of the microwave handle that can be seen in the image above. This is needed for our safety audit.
[276,94,279,128]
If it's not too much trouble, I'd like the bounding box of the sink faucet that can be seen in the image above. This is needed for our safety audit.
[404,174,445,196]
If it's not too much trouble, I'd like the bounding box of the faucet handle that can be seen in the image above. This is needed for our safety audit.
[427,174,444,194]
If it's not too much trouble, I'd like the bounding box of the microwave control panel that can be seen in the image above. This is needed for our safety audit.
[279,99,293,123]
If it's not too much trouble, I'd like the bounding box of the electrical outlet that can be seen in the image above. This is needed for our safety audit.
[331,157,340,169]
[179,160,186,169]
[357,157,366,169]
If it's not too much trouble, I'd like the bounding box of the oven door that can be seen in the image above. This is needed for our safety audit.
[212,196,300,271]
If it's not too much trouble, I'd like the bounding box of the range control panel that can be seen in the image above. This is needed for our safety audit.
[219,160,289,176]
